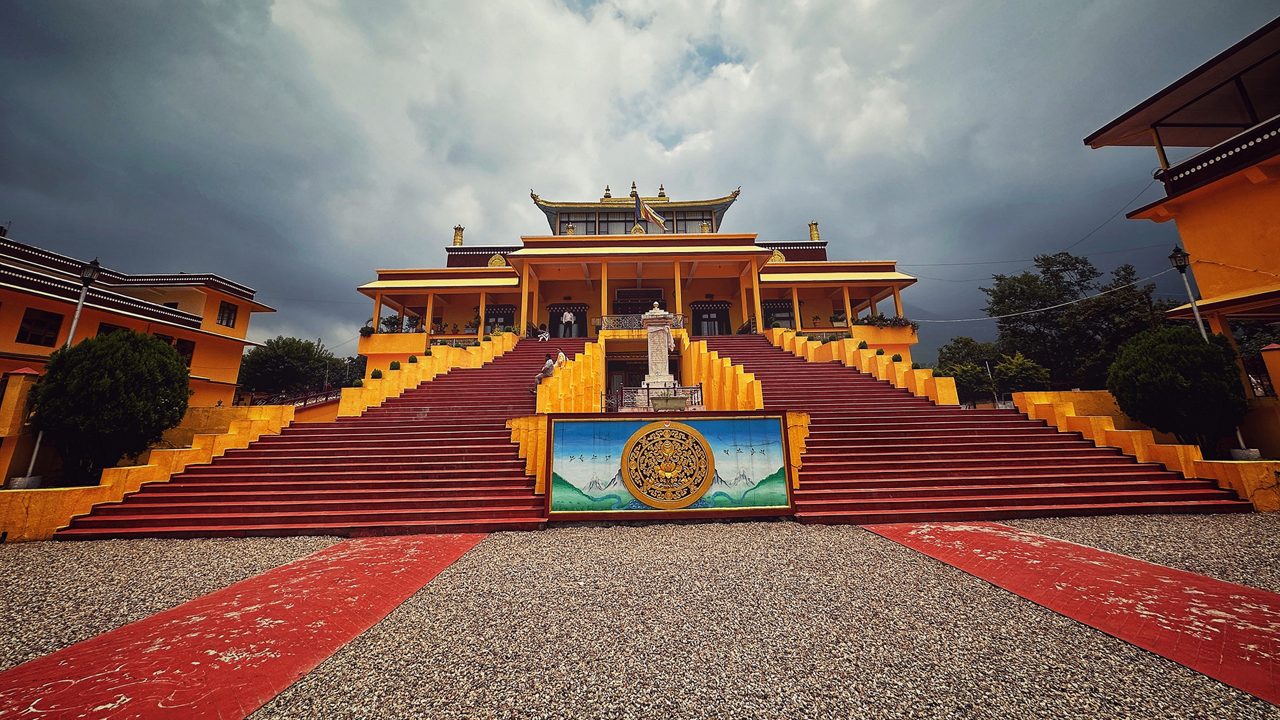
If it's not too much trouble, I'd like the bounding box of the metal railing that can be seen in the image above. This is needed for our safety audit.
[604,384,703,412]
[251,387,344,407]
[593,314,686,331]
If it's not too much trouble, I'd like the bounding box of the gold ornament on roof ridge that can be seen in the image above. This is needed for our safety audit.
[487,253,508,267]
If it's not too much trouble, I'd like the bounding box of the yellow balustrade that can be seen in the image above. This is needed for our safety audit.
[536,342,604,413]
[680,338,763,411]
[764,328,958,406]
[1011,390,1279,512]
[0,404,296,542]
[785,411,811,490]
[506,414,551,494]
[338,332,519,417]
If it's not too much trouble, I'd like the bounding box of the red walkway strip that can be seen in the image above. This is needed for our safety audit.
[0,533,484,719]
[868,522,1280,705]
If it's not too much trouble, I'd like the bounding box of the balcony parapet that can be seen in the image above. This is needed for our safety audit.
[1159,114,1280,198]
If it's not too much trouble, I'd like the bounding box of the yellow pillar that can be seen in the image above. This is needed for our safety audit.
[478,291,487,341]
[892,286,903,317]
[600,262,609,334]
[673,261,683,317]
[425,293,435,335]
[519,263,530,335]
[791,286,801,331]
[372,293,383,331]
[842,286,854,329]
[750,262,764,333]
[531,272,540,334]
[739,273,750,331]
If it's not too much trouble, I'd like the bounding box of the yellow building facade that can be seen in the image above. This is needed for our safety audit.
[1086,17,1280,454]
[356,186,920,387]
[0,230,273,407]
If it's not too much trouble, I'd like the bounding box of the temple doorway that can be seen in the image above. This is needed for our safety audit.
[547,303,588,338]
[689,300,730,336]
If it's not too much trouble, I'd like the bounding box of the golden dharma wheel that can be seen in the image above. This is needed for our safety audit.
[620,421,715,510]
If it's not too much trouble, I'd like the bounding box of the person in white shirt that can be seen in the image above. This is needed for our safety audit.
[531,353,555,395]
[560,309,575,338]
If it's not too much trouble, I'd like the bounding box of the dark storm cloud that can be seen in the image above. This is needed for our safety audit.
[0,1,1275,360]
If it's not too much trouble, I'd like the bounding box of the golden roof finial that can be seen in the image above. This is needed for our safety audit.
[603,185,612,198]
[808,221,820,242]
[658,183,666,198]
[452,225,465,247]
[629,181,638,198]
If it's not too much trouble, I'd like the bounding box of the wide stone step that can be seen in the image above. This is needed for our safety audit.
[54,516,548,540]
[794,499,1253,525]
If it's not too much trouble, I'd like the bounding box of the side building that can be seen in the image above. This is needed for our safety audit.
[1085,16,1280,454]
[0,229,273,407]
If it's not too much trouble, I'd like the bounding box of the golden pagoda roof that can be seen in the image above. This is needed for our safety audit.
[529,186,741,232]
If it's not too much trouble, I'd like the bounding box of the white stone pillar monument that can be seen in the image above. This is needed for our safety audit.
[642,302,676,388]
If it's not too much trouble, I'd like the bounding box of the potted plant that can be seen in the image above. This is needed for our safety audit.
[359,325,374,337]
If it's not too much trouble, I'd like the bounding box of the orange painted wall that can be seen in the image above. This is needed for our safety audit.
[0,287,250,407]
[1165,171,1280,298]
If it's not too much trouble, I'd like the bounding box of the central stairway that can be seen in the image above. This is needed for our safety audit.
[704,335,1250,523]
[56,339,587,540]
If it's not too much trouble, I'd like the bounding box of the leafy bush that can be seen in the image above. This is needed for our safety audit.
[770,321,782,329]
[891,353,902,362]
[483,335,492,342]
[1107,326,1246,452]
[992,352,1050,394]
[353,379,362,387]
[851,315,920,332]
[875,348,885,356]
[423,348,432,356]
[857,340,868,350]
[407,355,418,364]
[389,360,401,370]
[370,369,383,379]
[938,361,993,405]
[359,325,374,337]
[32,331,189,485]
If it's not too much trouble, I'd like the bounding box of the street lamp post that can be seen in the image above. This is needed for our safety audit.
[1170,246,1249,452]
[1169,246,1208,341]
[22,258,101,480]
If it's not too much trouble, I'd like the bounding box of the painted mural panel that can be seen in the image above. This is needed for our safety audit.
[549,416,789,514]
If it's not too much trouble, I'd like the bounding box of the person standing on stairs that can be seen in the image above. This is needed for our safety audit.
[532,353,556,395]
[560,309,575,338]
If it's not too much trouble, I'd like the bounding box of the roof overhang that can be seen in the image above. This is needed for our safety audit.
[758,271,917,286]
[357,267,520,297]
[529,189,741,232]
[1084,17,1280,148]
[1168,281,1280,321]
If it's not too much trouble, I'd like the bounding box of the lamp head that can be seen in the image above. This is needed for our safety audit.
[1168,246,1190,274]
[80,258,101,287]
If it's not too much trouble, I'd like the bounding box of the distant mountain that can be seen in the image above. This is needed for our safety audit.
[550,474,630,512]
[584,470,626,498]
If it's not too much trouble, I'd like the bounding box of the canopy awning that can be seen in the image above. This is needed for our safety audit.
[1084,17,1280,148]
[357,276,519,296]
[1168,281,1280,321]
[758,271,917,285]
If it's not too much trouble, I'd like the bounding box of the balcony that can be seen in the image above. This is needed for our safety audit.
[1160,114,1280,198]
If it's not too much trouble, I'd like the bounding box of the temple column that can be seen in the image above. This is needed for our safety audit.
[739,275,750,331]
[531,272,540,335]
[750,263,764,333]
[842,286,854,329]
[519,263,530,335]
[1208,313,1253,394]
[892,286,903,317]
[600,262,609,337]
[477,291,487,341]
[791,286,801,331]
[425,293,435,335]
[372,293,383,331]
[673,261,683,318]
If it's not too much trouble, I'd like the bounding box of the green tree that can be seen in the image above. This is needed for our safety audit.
[937,336,1000,370]
[32,331,189,486]
[981,254,1165,389]
[1107,325,1247,453]
[938,361,995,405]
[992,352,1050,394]
[239,337,360,395]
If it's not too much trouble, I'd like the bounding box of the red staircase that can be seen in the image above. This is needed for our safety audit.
[55,339,587,540]
[703,335,1251,524]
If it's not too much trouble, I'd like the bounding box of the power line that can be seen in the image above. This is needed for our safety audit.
[915,267,1173,323]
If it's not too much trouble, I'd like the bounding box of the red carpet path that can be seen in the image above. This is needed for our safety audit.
[0,533,484,720]
[869,522,1280,705]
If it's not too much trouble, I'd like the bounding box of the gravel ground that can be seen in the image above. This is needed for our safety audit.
[1006,513,1280,593]
[253,522,1279,720]
[0,535,337,671]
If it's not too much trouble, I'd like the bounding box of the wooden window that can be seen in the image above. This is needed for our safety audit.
[173,339,196,367]
[216,301,238,328]
[15,308,64,347]
[557,212,597,235]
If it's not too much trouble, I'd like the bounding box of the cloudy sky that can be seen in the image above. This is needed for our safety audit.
[1,1,1275,360]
